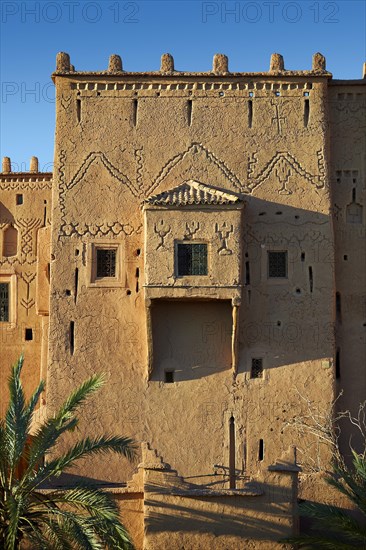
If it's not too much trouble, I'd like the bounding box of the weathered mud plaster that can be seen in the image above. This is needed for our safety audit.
[0,51,365,549]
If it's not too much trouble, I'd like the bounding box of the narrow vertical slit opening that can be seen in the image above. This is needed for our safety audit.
[76,99,81,123]
[43,200,47,226]
[352,188,356,201]
[70,321,75,355]
[309,266,313,293]
[336,292,341,319]
[336,348,341,379]
[135,267,139,293]
[258,439,264,461]
[187,99,192,126]
[74,268,79,303]
[248,100,253,128]
[229,416,236,489]
[304,99,310,127]
[301,252,305,262]
[133,99,138,127]
[245,261,250,285]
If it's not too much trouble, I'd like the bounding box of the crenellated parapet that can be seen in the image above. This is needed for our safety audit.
[52,51,334,77]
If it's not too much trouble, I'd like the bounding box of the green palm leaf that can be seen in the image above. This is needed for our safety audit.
[0,356,136,550]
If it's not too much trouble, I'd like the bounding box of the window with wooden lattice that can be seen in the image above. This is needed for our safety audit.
[268,251,287,278]
[176,243,208,276]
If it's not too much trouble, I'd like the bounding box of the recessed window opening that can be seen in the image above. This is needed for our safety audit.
[248,100,253,128]
[309,266,313,293]
[251,358,263,379]
[69,321,75,355]
[336,292,341,316]
[165,370,174,383]
[74,268,79,302]
[301,252,305,262]
[258,439,264,461]
[96,249,117,278]
[0,283,9,322]
[135,267,139,293]
[245,261,250,285]
[76,99,81,122]
[25,328,33,341]
[304,99,310,127]
[336,348,341,379]
[3,226,18,257]
[229,416,236,489]
[268,251,287,278]
[176,243,207,276]
[187,99,193,125]
[132,99,138,126]
[16,194,23,205]
[343,255,348,261]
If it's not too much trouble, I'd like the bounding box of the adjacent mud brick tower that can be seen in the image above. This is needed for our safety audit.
[0,51,365,549]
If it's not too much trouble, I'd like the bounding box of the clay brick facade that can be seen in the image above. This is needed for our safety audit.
[0,52,365,548]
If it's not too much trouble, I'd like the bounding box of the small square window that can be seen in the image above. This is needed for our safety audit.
[96,249,117,278]
[25,328,33,341]
[165,370,175,383]
[268,251,287,278]
[176,243,207,276]
[0,283,9,322]
[251,358,263,379]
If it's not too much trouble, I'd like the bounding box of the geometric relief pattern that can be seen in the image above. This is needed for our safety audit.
[147,142,245,196]
[61,220,142,238]
[58,150,140,237]
[65,152,136,195]
[247,151,325,193]
[17,219,43,263]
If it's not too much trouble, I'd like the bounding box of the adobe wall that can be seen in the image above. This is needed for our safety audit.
[0,159,52,416]
[329,80,366,457]
[46,52,335,487]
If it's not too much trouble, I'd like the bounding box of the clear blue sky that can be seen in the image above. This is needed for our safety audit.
[1,0,365,171]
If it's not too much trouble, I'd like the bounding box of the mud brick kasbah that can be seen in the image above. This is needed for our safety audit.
[0,51,365,549]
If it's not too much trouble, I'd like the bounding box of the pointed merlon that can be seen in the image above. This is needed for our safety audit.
[213,54,229,74]
[30,156,39,173]
[108,54,123,72]
[160,53,174,73]
[56,52,71,72]
[313,52,326,71]
[270,53,284,72]
[2,157,11,173]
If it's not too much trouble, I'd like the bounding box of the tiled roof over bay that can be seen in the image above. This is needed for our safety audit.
[144,180,244,207]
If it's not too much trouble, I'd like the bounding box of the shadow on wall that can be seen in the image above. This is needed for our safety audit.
[144,479,294,541]
[150,197,335,381]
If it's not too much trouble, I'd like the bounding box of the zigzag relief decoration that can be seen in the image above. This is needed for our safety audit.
[60,220,142,238]
[66,152,138,197]
[57,150,140,236]
[0,180,52,191]
[247,151,325,193]
[147,142,247,196]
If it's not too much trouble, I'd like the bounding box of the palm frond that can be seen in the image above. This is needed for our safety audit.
[0,359,136,549]
[56,374,106,425]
